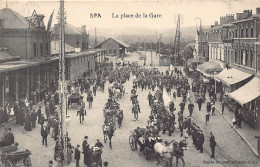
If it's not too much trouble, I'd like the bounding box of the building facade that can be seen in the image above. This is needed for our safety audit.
[51,23,89,51]
[0,8,51,60]
[95,38,129,57]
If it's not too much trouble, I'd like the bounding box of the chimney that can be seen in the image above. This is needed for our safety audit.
[220,16,226,26]
[236,13,243,20]
[214,21,219,26]
[243,10,252,19]
[0,19,3,29]
[225,14,234,23]
[211,25,214,28]
[256,7,260,14]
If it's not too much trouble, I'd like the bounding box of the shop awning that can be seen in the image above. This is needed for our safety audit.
[215,68,253,86]
[228,77,260,105]
[197,61,223,77]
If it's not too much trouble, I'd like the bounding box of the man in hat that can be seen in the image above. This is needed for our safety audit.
[48,160,53,167]
[209,132,216,158]
[82,136,89,165]
[41,124,48,147]
[188,101,194,117]
[74,144,81,167]
[37,106,42,124]
[103,161,108,167]
[0,127,14,147]
[197,130,204,153]
[95,139,104,149]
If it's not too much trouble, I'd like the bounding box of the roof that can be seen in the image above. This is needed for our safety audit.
[197,61,223,73]
[0,48,20,63]
[51,41,75,55]
[215,68,253,86]
[231,14,260,24]
[95,38,130,48]
[0,7,29,29]
[51,23,83,35]
[228,77,260,105]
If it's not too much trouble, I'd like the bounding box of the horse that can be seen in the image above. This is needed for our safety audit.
[154,140,186,167]
[107,124,115,148]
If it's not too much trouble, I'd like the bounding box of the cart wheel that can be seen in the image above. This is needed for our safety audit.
[129,135,136,151]
[23,157,32,167]
[5,159,13,167]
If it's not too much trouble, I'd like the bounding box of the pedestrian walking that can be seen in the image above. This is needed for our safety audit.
[31,109,37,128]
[74,144,81,167]
[206,112,210,124]
[179,123,183,137]
[209,132,216,158]
[211,105,215,115]
[188,101,194,117]
[37,106,42,124]
[197,96,203,111]
[221,101,225,114]
[198,130,204,153]
[41,125,48,147]
[87,95,93,109]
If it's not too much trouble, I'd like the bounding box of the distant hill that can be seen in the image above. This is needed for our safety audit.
[88,26,210,47]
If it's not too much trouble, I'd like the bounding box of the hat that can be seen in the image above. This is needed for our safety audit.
[77,144,80,147]
[84,136,88,139]
[49,160,53,164]
[97,139,99,141]
[103,161,108,166]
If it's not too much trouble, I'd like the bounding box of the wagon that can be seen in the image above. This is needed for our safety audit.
[0,145,32,167]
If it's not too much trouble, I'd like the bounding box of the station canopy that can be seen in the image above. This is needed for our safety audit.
[215,68,253,86]
[228,77,260,105]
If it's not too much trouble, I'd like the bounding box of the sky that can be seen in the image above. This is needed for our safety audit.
[0,0,260,30]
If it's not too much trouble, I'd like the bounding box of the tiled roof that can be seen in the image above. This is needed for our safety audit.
[0,7,29,29]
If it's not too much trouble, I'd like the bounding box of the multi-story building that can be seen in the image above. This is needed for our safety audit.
[51,23,89,51]
[0,8,51,60]
[0,7,106,107]
[194,27,208,60]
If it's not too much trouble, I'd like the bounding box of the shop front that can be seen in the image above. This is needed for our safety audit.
[228,77,260,129]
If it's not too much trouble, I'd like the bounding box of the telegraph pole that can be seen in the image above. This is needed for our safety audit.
[150,41,153,66]
[58,0,67,165]
[156,31,158,57]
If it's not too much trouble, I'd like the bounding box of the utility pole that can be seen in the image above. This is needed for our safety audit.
[58,0,67,165]
[94,27,97,47]
[144,41,146,66]
[173,14,181,66]
[150,41,153,66]
[156,31,158,57]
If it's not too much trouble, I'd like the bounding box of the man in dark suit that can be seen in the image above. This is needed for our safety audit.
[209,132,216,158]
[82,136,89,165]
[41,125,48,147]
[74,144,81,167]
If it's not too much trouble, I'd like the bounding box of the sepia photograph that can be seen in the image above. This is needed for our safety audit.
[0,0,259,166]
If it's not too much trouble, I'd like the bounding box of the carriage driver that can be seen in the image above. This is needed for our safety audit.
[134,127,145,151]
[0,127,15,147]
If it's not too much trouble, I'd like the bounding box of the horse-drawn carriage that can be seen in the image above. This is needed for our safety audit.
[129,127,188,166]
[0,144,32,167]
[68,92,83,109]
[129,128,162,160]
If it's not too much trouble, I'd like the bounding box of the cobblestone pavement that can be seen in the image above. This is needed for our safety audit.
[0,51,259,167]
